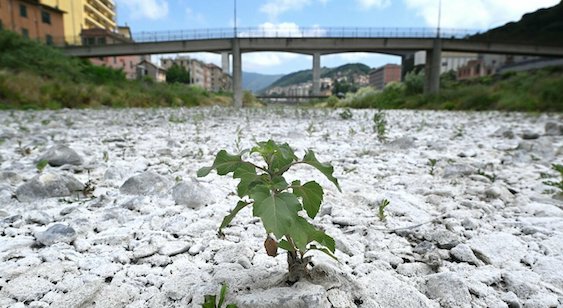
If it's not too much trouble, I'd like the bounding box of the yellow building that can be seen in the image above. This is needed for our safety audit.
[41,0,116,43]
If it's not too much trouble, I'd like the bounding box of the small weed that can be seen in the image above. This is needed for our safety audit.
[234,126,243,152]
[169,115,186,123]
[41,119,51,126]
[428,159,437,175]
[175,176,183,183]
[103,151,109,163]
[378,199,390,222]
[16,141,32,156]
[452,125,464,139]
[202,283,237,308]
[348,127,356,137]
[543,164,563,191]
[476,169,497,182]
[82,180,96,197]
[36,160,49,173]
[339,108,353,120]
[373,111,387,142]
[306,122,316,137]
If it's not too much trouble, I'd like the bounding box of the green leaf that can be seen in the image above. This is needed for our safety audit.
[302,150,341,192]
[218,283,228,308]
[308,245,339,261]
[233,163,260,197]
[251,140,297,174]
[219,201,250,235]
[226,305,238,308]
[197,166,213,178]
[278,239,294,252]
[251,186,301,239]
[293,181,324,219]
[289,217,336,253]
[197,150,243,178]
[271,176,289,190]
[202,295,216,308]
[214,150,243,175]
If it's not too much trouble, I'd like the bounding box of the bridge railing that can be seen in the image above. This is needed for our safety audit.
[58,27,479,47]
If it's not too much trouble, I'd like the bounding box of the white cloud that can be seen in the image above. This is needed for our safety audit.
[404,0,560,29]
[240,22,326,38]
[357,0,391,10]
[118,0,169,20]
[260,0,328,20]
[186,7,205,25]
[240,22,304,71]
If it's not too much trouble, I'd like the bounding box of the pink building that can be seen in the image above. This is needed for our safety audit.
[81,27,143,79]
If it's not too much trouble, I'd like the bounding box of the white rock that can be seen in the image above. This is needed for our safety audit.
[467,233,526,266]
[234,281,331,308]
[4,276,54,302]
[423,272,472,308]
[359,270,437,308]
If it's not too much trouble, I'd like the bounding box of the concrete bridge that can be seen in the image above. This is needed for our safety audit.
[61,27,563,107]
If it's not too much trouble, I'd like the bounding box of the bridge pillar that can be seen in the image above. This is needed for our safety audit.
[221,52,230,75]
[424,39,442,94]
[312,53,321,96]
[233,39,243,108]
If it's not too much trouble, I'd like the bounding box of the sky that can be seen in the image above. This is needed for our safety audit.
[115,0,560,74]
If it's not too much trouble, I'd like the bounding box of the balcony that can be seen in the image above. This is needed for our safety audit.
[87,0,116,18]
[84,3,115,29]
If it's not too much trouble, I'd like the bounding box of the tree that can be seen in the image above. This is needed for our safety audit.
[166,64,190,84]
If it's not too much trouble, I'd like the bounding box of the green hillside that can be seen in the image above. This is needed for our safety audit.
[265,63,370,92]
[472,1,563,45]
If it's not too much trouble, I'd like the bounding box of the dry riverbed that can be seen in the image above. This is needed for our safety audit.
[0,107,562,308]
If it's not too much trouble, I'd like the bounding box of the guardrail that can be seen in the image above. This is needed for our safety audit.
[58,27,480,47]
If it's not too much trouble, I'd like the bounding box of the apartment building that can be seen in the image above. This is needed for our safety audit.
[41,0,116,44]
[161,56,232,92]
[369,64,402,90]
[81,27,141,79]
[137,59,166,83]
[0,0,65,44]
[414,51,478,75]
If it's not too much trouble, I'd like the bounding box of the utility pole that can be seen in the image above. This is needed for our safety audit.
[437,0,442,38]
[234,0,237,38]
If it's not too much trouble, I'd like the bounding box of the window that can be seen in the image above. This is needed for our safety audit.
[21,28,29,38]
[20,4,27,18]
[97,37,106,45]
[41,11,51,24]
[46,35,53,45]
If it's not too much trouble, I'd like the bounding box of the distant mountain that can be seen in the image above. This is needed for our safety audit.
[473,1,563,45]
[242,72,283,93]
[264,63,371,92]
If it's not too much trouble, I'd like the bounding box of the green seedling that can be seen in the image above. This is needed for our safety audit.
[202,283,237,308]
[36,160,49,173]
[306,122,316,137]
[476,169,497,182]
[198,140,341,283]
[373,111,387,142]
[103,151,109,163]
[378,199,390,222]
[428,159,437,175]
[543,164,563,191]
[339,108,353,120]
[453,125,464,139]
[234,126,243,152]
